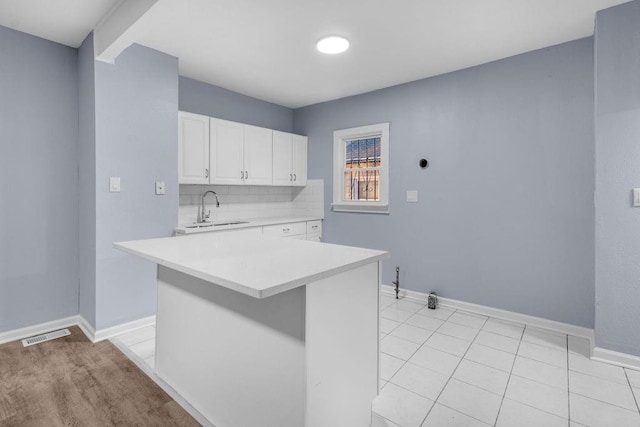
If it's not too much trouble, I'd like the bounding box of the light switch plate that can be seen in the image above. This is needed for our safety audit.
[406,190,418,203]
[633,188,640,207]
[155,181,166,195]
[109,177,121,193]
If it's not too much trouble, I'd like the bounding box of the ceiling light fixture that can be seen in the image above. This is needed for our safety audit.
[316,36,350,54]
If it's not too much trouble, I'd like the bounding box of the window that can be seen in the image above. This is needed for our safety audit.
[333,123,389,213]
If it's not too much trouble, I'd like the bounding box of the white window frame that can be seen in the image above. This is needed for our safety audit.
[332,122,389,214]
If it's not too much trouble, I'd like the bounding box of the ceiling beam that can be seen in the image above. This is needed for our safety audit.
[94,0,158,63]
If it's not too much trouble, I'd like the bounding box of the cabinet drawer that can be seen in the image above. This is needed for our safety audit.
[263,222,306,238]
[306,220,322,236]
[307,232,321,242]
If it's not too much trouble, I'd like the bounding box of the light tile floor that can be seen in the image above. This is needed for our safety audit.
[112,323,156,369]
[112,295,640,427]
[374,294,640,427]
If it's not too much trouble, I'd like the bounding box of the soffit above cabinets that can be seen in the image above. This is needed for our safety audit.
[0,0,630,108]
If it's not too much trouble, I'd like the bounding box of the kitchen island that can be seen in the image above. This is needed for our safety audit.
[114,233,388,427]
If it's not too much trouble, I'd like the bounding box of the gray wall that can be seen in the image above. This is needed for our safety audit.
[0,26,79,332]
[594,1,640,356]
[179,76,293,132]
[294,38,595,328]
[78,33,96,327]
[93,44,179,330]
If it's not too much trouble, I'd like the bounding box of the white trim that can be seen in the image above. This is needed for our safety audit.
[333,122,390,213]
[592,346,640,371]
[0,315,156,346]
[110,338,214,427]
[0,315,81,345]
[77,315,97,342]
[93,315,157,343]
[381,284,594,342]
[330,205,390,214]
[381,285,640,369]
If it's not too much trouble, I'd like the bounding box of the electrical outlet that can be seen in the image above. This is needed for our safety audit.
[406,190,418,203]
[155,181,166,195]
[109,177,121,193]
[633,188,640,207]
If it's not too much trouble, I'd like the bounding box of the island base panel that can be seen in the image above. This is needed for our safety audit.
[305,261,380,427]
[155,265,306,427]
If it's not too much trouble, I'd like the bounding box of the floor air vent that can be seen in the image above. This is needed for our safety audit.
[22,328,71,347]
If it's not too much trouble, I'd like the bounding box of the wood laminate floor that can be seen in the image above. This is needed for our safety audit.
[0,326,200,426]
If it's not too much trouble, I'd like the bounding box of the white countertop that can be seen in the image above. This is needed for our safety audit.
[175,215,323,234]
[114,234,388,299]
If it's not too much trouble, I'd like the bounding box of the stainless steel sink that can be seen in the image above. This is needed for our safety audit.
[185,223,214,229]
[213,221,248,227]
[185,221,248,229]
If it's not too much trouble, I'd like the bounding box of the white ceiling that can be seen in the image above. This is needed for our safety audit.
[0,0,631,108]
[0,0,119,47]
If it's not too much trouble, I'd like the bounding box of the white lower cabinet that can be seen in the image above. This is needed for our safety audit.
[263,221,321,241]
[263,222,307,239]
[306,220,322,242]
[209,227,263,238]
[179,220,322,241]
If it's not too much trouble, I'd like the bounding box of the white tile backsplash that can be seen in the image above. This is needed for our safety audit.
[292,179,324,218]
[178,179,324,225]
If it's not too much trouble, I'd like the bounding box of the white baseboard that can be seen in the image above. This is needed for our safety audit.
[77,315,97,342]
[110,339,214,427]
[381,284,594,342]
[90,315,156,343]
[592,346,640,371]
[1,315,156,346]
[441,296,594,342]
[381,285,640,369]
[0,315,81,345]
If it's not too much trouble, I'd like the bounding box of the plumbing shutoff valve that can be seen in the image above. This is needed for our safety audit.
[428,292,438,310]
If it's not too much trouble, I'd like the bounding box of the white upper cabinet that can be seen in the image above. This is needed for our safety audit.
[210,118,244,185]
[210,119,273,185]
[273,131,308,186]
[243,124,273,185]
[291,134,308,187]
[178,112,210,184]
[272,131,294,185]
[179,112,305,187]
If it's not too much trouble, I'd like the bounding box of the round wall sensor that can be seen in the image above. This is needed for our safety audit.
[419,158,429,169]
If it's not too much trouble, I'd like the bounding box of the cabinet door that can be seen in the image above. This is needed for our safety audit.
[272,131,293,186]
[262,222,307,238]
[178,112,210,184]
[210,118,244,185]
[243,125,273,185]
[292,134,308,187]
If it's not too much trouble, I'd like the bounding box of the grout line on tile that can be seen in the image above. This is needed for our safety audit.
[436,402,494,426]
[507,372,568,392]
[626,369,640,414]
[569,390,640,413]
[382,305,457,423]
[382,303,434,385]
[493,319,525,426]
[501,396,572,425]
[418,312,484,426]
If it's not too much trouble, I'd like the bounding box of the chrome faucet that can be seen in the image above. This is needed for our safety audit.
[199,190,220,223]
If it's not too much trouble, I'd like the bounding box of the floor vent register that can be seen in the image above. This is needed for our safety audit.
[22,328,71,347]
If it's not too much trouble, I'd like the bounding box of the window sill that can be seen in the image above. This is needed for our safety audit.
[331,204,389,214]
